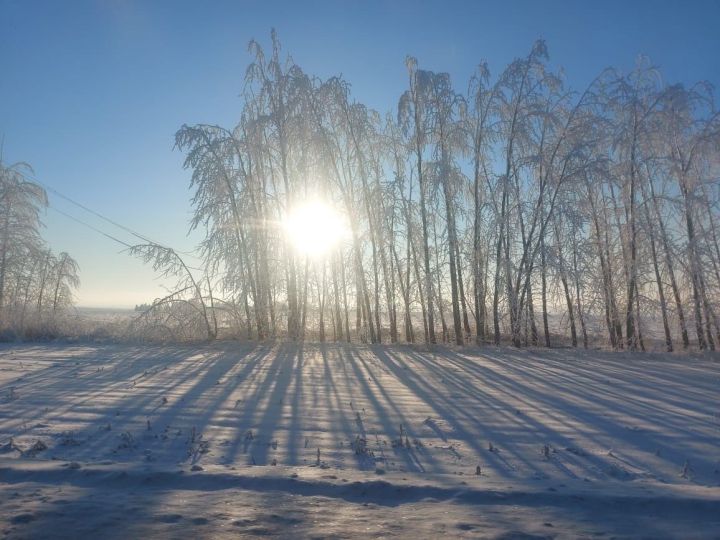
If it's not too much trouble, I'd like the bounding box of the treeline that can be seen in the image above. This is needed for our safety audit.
[172,32,720,350]
[0,160,79,338]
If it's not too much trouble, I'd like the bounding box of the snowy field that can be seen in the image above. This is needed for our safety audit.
[0,342,718,539]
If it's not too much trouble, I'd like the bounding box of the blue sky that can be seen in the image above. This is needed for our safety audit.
[1,0,719,307]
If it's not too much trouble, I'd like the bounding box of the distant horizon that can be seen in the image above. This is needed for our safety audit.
[75,304,137,311]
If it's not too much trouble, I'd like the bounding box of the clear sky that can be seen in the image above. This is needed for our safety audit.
[1,0,719,307]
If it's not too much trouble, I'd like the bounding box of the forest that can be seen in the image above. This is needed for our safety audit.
[123,32,720,351]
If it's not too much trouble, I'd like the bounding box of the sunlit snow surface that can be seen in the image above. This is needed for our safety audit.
[0,343,718,538]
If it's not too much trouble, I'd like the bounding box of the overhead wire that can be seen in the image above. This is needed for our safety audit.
[30,176,204,262]
[47,205,133,249]
[47,203,206,273]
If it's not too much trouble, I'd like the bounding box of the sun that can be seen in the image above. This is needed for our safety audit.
[283,200,349,257]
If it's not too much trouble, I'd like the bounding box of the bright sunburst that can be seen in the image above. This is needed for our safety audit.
[283,200,348,257]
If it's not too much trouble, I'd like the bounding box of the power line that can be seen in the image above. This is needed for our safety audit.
[47,204,133,249]
[34,177,165,246]
[48,203,206,272]
[31,176,202,261]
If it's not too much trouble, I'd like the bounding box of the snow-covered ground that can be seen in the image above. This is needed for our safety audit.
[0,343,718,538]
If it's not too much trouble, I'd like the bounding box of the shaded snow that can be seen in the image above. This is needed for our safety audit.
[0,343,718,538]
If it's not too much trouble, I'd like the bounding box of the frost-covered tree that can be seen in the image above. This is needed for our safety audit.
[0,159,80,337]
[172,31,720,350]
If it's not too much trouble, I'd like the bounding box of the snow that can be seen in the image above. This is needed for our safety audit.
[1,342,718,538]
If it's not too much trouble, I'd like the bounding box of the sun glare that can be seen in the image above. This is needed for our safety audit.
[283,200,348,257]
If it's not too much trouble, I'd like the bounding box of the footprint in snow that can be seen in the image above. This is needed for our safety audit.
[156,514,183,523]
[10,514,36,524]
